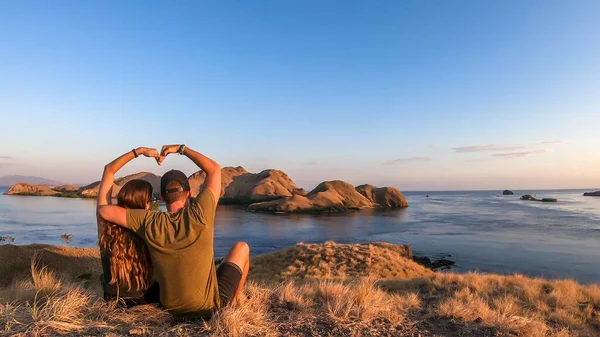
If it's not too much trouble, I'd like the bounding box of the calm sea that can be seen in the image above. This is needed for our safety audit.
[1,187,600,283]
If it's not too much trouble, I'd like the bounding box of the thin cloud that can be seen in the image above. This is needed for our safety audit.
[492,150,547,158]
[452,145,524,153]
[384,157,432,165]
[303,160,321,166]
[465,158,491,163]
[541,140,562,144]
[0,156,12,159]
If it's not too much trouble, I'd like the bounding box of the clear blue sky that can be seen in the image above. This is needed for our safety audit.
[1,1,599,190]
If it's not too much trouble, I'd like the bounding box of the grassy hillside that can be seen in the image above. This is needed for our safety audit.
[0,242,598,336]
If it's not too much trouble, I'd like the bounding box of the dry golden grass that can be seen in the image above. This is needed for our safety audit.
[0,242,599,336]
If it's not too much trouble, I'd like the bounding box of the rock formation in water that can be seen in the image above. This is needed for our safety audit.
[356,184,408,208]
[4,183,59,196]
[583,191,600,197]
[520,195,557,202]
[4,168,409,212]
[5,173,161,198]
[502,190,514,195]
[188,166,300,204]
[248,180,408,213]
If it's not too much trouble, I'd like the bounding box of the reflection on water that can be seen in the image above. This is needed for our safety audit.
[1,188,600,283]
[214,206,410,256]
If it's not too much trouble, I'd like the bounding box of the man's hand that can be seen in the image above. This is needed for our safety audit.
[157,144,181,165]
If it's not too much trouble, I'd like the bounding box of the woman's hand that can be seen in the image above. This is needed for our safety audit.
[137,147,160,159]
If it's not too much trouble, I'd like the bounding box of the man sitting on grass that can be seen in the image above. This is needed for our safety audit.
[98,144,250,320]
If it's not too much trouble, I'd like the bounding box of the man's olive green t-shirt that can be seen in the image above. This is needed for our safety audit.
[126,189,219,319]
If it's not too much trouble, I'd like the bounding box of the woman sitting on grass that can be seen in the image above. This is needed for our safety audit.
[96,147,161,306]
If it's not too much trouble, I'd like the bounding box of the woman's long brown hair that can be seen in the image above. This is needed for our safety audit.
[98,179,154,291]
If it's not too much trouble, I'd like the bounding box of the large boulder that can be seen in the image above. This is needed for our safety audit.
[520,194,537,201]
[78,172,161,198]
[502,190,514,195]
[583,191,600,197]
[4,183,59,196]
[248,180,373,213]
[307,180,372,208]
[355,184,408,208]
[188,166,300,204]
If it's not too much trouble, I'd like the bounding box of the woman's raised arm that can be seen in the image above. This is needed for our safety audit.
[96,147,160,208]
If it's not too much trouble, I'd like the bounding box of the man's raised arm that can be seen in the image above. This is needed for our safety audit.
[159,145,221,203]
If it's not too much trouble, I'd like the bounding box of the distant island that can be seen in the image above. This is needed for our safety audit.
[3,167,408,213]
[0,175,65,187]
[3,172,161,199]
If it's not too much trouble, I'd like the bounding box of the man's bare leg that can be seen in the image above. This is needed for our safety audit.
[223,241,250,300]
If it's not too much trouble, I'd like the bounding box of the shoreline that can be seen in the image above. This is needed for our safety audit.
[2,189,600,285]
[3,241,599,286]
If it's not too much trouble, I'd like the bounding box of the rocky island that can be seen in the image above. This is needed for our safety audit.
[4,167,407,212]
[4,172,161,199]
[583,191,600,196]
[188,166,303,204]
[248,180,407,213]
[4,183,84,197]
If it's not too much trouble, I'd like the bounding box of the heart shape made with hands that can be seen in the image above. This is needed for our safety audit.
[137,144,182,166]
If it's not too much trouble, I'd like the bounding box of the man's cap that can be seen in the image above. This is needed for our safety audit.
[161,169,191,195]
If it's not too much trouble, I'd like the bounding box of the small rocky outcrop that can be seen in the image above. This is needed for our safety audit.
[188,166,300,204]
[502,190,514,195]
[356,184,408,207]
[521,195,557,202]
[583,191,600,197]
[248,180,407,213]
[412,256,456,270]
[4,183,59,196]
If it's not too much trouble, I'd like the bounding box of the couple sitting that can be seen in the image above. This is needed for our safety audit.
[96,144,250,320]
